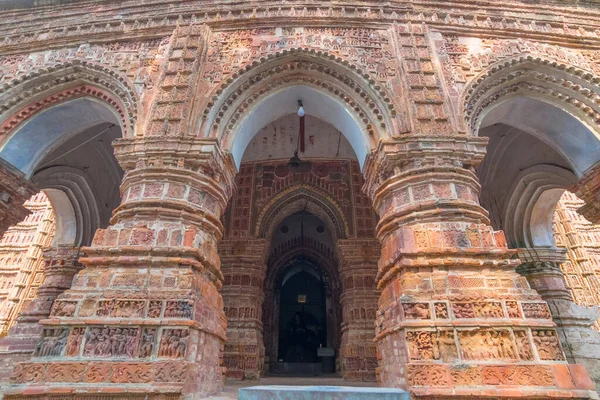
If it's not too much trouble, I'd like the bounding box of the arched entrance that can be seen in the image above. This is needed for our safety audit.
[218,110,378,381]
[276,261,327,368]
[264,210,342,375]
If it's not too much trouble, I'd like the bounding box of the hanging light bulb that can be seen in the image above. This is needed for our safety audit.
[297,100,305,117]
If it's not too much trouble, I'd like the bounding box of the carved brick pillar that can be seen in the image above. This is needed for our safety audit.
[517,247,600,391]
[363,136,597,398]
[336,239,379,382]
[571,163,600,224]
[0,246,81,384]
[0,159,37,238]
[0,247,81,351]
[218,239,267,380]
[6,138,236,400]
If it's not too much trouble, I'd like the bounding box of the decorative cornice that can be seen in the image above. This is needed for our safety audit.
[2,2,600,54]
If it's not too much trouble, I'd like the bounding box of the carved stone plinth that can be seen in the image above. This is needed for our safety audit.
[219,239,267,380]
[5,138,236,399]
[518,247,600,391]
[571,163,600,224]
[363,136,597,399]
[0,159,37,239]
[0,246,81,383]
[337,239,379,382]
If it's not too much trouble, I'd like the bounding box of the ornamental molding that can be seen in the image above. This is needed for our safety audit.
[2,3,600,54]
[463,55,600,135]
[202,48,397,143]
[254,184,350,240]
[0,61,139,138]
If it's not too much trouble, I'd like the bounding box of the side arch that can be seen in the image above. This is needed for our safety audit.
[463,56,600,177]
[32,166,105,247]
[0,60,138,140]
[463,54,600,134]
[503,164,577,249]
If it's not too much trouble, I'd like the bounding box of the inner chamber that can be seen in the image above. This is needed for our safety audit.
[219,112,379,380]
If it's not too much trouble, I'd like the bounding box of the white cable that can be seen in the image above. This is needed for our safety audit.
[35,124,116,171]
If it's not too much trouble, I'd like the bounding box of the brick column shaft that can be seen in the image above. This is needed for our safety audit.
[518,247,600,391]
[337,239,379,382]
[6,137,236,399]
[363,136,597,398]
[219,239,267,380]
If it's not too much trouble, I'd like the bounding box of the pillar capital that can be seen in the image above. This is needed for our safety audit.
[516,247,574,303]
[570,162,600,224]
[363,135,488,201]
[8,141,236,398]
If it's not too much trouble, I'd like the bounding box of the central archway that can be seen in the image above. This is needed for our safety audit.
[201,51,395,170]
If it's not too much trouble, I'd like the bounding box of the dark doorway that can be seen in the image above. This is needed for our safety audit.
[277,263,326,372]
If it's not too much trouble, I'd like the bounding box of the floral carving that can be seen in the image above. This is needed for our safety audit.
[111,363,152,383]
[46,363,85,382]
[153,361,188,383]
[11,363,46,383]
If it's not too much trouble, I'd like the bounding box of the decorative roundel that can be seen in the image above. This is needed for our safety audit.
[313,164,329,178]
[280,226,289,234]
[275,164,290,178]
[316,226,325,233]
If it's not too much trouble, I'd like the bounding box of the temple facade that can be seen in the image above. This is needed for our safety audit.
[1,0,600,399]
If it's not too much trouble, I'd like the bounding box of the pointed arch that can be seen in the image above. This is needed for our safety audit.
[462,54,600,138]
[255,184,350,240]
[463,55,600,178]
[503,165,577,249]
[0,60,138,139]
[199,49,397,169]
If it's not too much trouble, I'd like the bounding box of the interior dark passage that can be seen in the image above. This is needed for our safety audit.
[278,262,326,364]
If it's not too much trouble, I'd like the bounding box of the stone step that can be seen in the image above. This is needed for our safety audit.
[238,385,409,400]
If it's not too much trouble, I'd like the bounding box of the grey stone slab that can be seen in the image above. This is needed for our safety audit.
[238,385,409,400]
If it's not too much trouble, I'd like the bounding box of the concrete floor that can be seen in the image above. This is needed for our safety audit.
[205,376,374,399]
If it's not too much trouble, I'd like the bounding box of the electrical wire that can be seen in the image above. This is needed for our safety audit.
[35,123,116,171]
